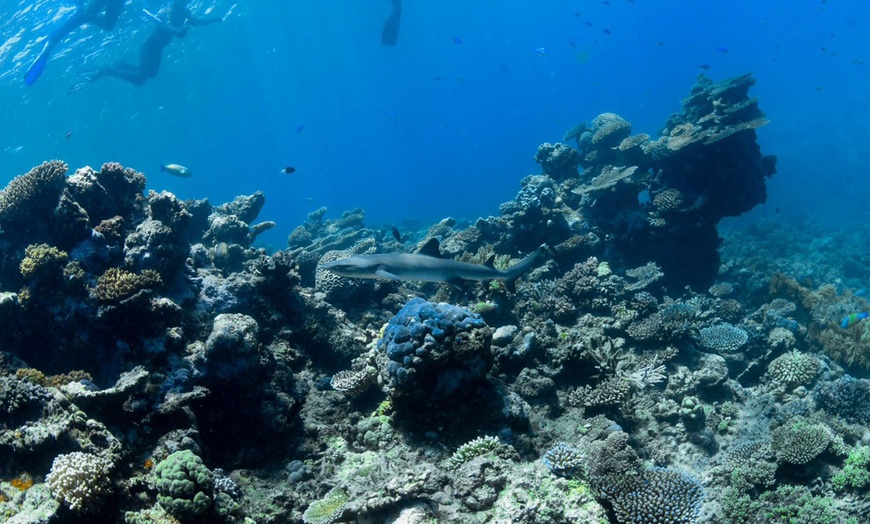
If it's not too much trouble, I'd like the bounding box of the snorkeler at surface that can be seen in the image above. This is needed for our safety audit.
[381,0,402,46]
[68,0,219,93]
[25,0,125,85]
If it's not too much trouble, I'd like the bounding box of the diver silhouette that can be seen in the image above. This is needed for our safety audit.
[24,0,125,85]
[68,0,218,92]
[381,0,402,46]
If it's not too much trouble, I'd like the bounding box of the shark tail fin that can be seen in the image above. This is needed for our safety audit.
[503,244,545,284]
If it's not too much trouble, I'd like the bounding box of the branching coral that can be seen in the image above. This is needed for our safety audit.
[448,435,501,469]
[93,267,162,302]
[19,243,68,281]
[46,452,113,512]
[0,160,68,239]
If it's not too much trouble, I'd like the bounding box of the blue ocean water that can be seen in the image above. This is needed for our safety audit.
[1,0,868,248]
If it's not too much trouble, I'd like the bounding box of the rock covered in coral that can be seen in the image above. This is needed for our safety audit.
[533,142,580,181]
[375,297,492,408]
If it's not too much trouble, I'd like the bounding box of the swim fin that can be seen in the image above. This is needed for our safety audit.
[24,48,50,86]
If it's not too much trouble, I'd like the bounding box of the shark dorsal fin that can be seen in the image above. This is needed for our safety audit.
[417,238,444,258]
[483,255,497,269]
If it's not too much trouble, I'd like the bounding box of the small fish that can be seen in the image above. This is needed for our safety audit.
[602,29,611,35]
[717,46,729,53]
[534,47,547,56]
[295,124,305,133]
[584,21,593,27]
[391,226,401,242]
[841,312,870,329]
[699,64,711,70]
[451,37,462,45]
[281,166,296,174]
[65,130,72,140]
[657,41,665,46]
[159,163,192,178]
[855,288,867,297]
[574,12,581,17]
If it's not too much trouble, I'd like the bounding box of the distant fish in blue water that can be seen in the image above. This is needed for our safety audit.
[602,29,611,35]
[65,130,72,140]
[160,163,192,178]
[534,47,547,56]
[584,21,593,27]
[717,46,729,53]
[699,64,711,70]
[451,37,462,45]
[854,288,867,297]
[296,124,304,133]
[841,312,870,328]
[280,166,296,175]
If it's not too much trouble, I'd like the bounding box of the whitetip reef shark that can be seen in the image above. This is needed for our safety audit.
[319,238,543,285]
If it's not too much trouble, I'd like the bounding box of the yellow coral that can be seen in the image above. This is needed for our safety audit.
[14,368,49,386]
[94,268,162,302]
[10,473,34,492]
[19,243,68,280]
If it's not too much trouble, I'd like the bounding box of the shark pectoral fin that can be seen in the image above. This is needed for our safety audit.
[375,268,401,281]
[446,277,465,290]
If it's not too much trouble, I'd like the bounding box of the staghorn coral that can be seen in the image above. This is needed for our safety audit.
[771,417,833,465]
[94,267,162,302]
[767,350,819,389]
[46,452,114,512]
[721,440,777,493]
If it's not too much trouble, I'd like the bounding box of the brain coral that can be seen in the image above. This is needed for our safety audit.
[375,297,492,407]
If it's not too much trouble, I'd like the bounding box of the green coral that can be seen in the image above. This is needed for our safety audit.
[302,487,347,524]
[448,435,501,469]
[767,350,819,389]
[94,267,162,302]
[771,418,832,465]
[153,450,214,520]
[19,243,68,280]
[723,485,856,524]
[832,446,870,491]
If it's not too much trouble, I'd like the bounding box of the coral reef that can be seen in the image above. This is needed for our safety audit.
[0,72,862,524]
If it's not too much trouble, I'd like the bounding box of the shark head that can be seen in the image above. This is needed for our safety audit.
[319,256,379,278]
